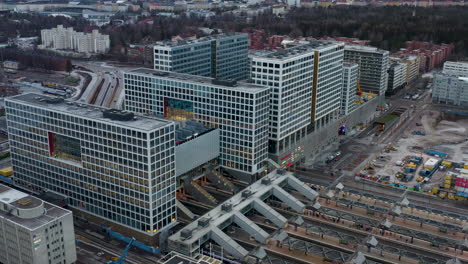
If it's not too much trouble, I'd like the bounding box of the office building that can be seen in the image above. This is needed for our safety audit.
[250,45,314,162]
[0,184,76,264]
[390,55,420,83]
[40,25,110,54]
[443,61,468,76]
[153,33,249,81]
[124,69,270,181]
[341,63,358,115]
[309,41,345,129]
[387,62,407,93]
[6,94,177,243]
[432,72,468,106]
[344,45,389,95]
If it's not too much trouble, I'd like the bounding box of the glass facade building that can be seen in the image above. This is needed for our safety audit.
[6,94,177,235]
[154,33,249,81]
[124,69,270,176]
[342,62,358,115]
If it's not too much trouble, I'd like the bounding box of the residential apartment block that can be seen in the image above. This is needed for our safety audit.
[344,45,389,95]
[124,69,270,180]
[433,61,468,107]
[341,63,358,115]
[6,94,177,241]
[153,33,249,81]
[443,61,468,76]
[250,45,314,161]
[40,25,110,54]
[0,184,76,264]
[389,55,420,84]
[387,62,407,93]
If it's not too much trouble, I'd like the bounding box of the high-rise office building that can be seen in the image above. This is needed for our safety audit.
[309,41,345,129]
[124,69,270,181]
[387,62,407,93]
[6,94,177,242]
[250,45,314,161]
[344,45,389,95]
[341,63,358,115]
[153,33,249,81]
[0,184,76,264]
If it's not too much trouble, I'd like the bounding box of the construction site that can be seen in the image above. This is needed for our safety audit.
[356,108,468,200]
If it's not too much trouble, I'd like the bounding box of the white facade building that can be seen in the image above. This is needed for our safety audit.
[6,94,177,240]
[344,45,389,96]
[0,184,76,264]
[250,46,314,158]
[443,61,468,76]
[390,55,420,84]
[342,63,358,115]
[432,72,468,106]
[387,62,407,92]
[40,25,110,54]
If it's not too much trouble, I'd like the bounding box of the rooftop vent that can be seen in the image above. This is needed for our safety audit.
[222,203,232,212]
[152,71,169,77]
[261,178,271,185]
[242,190,252,198]
[198,217,211,228]
[180,229,193,240]
[44,97,64,104]
[103,109,135,121]
[212,79,237,87]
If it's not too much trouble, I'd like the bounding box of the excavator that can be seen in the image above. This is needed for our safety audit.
[106,238,135,264]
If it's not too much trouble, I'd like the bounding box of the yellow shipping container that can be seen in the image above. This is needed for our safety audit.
[431,187,439,194]
[444,175,453,180]
[464,165,468,169]
[423,166,434,171]
[407,163,417,169]
[0,167,13,177]
[444,184,451,189]
[441,161,452,168]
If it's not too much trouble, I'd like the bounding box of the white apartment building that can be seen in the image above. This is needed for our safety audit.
[390,55,420,83]
[432,72,468,106]
[0,184,76,264]
[40,25,110,54]
[344,45,389,96]
[387,62,407,92]
[6,94,177,242]
[342,63,358,115]
[250,46,314,159]
[443,61,468,76]
[124,69,270,180]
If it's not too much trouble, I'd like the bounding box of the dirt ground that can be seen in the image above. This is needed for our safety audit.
[373,110,468,189]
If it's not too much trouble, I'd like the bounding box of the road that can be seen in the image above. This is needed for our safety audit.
[73,61,129,109]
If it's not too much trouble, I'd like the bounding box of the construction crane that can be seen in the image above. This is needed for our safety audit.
[106,238,135,264]
[356,79,363,96]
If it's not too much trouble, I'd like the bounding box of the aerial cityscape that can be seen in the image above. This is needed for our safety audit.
[0,1,467,264]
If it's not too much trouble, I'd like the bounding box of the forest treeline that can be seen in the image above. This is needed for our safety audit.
[1,7,468,57]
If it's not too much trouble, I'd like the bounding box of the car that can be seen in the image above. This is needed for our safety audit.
[335,151,341,156]
[334,156,341,161]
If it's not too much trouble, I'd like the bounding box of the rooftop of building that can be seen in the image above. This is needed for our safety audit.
[126,68,269,93]
[0,184,71,230]
[345,44,389,54]
[154,32,247,47]
[7,93,172,131]
[390,55,419,61]
[250,41,341,60]
[175,120,215,144]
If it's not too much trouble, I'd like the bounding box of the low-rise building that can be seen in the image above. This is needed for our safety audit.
[389,55,420,83]
[2,60,25,70]
[432,72,468,106]
[0,184,76,264]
